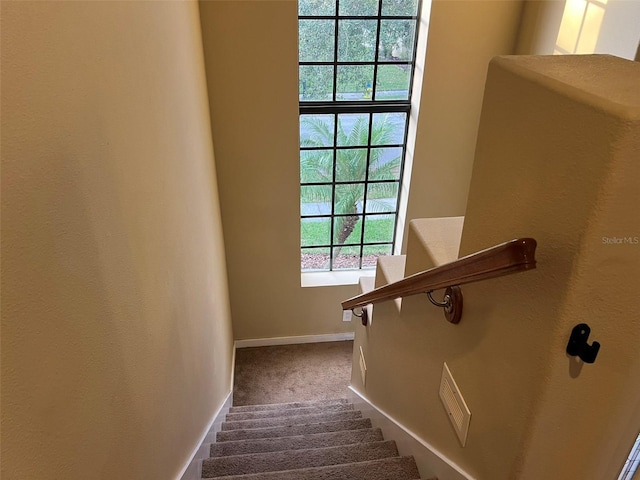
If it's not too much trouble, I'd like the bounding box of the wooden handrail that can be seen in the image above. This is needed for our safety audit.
[342,238,537,315]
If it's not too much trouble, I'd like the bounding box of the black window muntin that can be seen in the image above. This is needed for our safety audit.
[300,0,421,271]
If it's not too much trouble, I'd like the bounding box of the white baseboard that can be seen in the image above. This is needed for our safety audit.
[235,332,354,348]
[348,386,475,480]
[177,344,237,480]
[177,390,233,480]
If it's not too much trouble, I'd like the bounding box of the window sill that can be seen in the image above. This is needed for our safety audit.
[301,270,375,287]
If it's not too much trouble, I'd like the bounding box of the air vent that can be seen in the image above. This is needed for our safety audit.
[440,362,471,446]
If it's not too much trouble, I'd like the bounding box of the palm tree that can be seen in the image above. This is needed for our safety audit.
[300,114,401,260]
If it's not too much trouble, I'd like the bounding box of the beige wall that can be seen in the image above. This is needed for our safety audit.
[593,0,640,58]
[515,0,567,54]
[461,54,640,479]
[402,0,524,250]
[1,2,234,479]
[352,55,640,479]
[199,0,357,340]
[197,0,526,339]
[516,0,640,59]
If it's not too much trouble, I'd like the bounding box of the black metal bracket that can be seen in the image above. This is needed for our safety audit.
[566,323,600,364]
[426,286,463,324]
[352,307,369,326]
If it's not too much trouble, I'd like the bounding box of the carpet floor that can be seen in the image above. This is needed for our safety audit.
[232,341,353,406]
[201,342,432,479]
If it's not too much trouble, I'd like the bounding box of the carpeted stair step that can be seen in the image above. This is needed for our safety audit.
[228,399,348,414]
[207,399,424,479]
[216,418,373,442]
[203,440,399,477]
[226,402,354,421]
[221,410,362,431]
[203,455,421,480]
[210,427,384,457]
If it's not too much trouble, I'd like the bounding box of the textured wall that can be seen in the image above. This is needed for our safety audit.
[1,2,234,478]
[401,0,524,250]
[516,0,640,58]
[463,55,640,479]
[198,0,358,340]
[352,54,640,479]
[515,0,567,55]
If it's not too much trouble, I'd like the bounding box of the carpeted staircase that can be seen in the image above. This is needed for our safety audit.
[202,398,428,479]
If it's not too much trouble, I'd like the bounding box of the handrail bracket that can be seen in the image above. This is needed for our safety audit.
[427,286,463,324]
[351,307,369,326]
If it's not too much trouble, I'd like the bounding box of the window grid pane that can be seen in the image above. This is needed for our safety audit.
[299,0,420,271]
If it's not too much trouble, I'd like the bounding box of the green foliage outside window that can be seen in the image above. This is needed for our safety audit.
[300,114,401,256]
[299,0,419,270]
[299,0,418,101]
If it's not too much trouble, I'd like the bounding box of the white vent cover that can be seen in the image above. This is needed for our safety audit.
[439,362,471,447]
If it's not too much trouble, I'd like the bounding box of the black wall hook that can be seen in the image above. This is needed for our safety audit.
[566,323,600,364]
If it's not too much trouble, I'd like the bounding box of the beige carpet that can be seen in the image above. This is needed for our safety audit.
[232,341,353,406]
[204,399,423,479]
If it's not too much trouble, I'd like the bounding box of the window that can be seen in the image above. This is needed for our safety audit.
[299,0,421,273]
